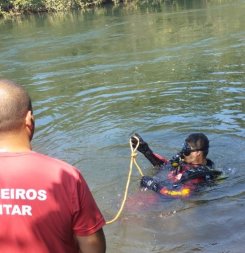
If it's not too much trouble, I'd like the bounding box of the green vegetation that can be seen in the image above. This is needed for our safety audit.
[0,0,121,16]
[0,0,235,18]
[0,0,109,17]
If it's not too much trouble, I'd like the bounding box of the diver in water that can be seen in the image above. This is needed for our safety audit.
[131,133,223,197]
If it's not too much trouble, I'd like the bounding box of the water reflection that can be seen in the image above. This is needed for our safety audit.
[0,1,244,252]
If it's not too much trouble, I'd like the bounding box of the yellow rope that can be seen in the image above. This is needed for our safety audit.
[106,136,144,224]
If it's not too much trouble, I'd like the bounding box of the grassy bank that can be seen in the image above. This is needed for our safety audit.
[0,0,113,17]
[0,0,134,17]
[0,0,235,18]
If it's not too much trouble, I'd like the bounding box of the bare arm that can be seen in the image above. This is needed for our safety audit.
[76,228,106,253]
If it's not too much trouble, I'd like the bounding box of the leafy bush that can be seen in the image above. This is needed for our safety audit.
[0,0,106,16]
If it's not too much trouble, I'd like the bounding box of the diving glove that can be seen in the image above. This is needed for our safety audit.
[130,133,152,155]
[140,176,160,192]
[131,133,165,167]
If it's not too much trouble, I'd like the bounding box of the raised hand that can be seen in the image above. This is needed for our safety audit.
[130,133,151,154]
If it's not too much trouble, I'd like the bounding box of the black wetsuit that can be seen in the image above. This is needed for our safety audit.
[140,152,222,197]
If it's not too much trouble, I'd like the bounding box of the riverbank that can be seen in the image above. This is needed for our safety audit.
[1,0,126,18]
[0,0,235,19]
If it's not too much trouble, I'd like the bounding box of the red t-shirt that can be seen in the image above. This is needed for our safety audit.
[0,151,105,253]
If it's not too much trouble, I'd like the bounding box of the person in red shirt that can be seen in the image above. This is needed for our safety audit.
[0,79,106,253]
[131,133,222,198]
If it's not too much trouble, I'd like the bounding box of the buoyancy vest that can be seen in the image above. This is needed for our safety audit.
[140,158,223,197]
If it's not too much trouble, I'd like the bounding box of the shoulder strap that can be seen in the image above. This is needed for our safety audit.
[179,166,222,184]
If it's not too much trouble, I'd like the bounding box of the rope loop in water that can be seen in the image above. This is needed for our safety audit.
[106,136,144,224]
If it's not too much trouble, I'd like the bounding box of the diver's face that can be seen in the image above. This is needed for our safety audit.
[183,150,199,164]
[181,142,200,164]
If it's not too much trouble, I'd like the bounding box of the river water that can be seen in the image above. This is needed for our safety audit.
[0,0,244,252]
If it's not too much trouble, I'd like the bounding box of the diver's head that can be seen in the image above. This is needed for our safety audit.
[180,133,209,164]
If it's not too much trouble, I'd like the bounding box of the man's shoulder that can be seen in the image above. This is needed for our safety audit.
[27,151,81,178]
[28,151,69,165]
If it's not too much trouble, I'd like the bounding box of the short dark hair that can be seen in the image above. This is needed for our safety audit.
[185,133,209,157]
[0,79,32,132]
